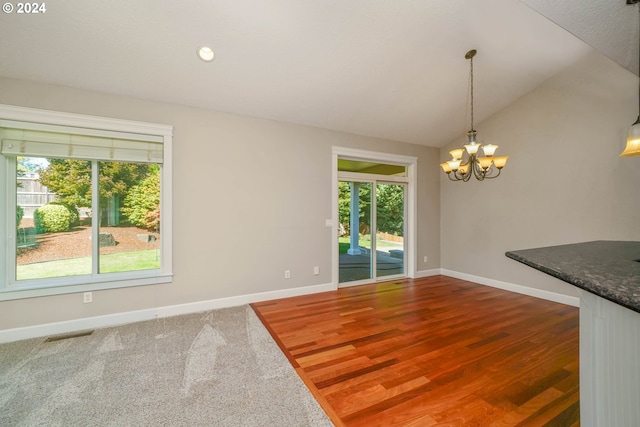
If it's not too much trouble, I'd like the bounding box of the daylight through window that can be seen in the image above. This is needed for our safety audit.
[15,157,161,281]
[0,106,172,299]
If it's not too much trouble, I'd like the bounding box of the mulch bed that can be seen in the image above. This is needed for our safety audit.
[17,220,160,265]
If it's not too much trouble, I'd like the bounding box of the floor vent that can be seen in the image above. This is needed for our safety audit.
[45,330,94,343]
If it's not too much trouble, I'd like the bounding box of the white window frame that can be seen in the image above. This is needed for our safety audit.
[0,104,173,301]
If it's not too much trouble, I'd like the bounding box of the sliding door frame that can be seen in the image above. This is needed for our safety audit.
[374,180,408,281]
[332,147,417,288]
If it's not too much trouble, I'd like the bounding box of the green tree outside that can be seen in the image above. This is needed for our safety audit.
[376,184,404,236]
[38,160,150,208]
[338,182,404,236]
[121,164,160,230]
[37,159,159,230]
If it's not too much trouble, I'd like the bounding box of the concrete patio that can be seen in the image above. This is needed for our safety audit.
[339,250,404,283]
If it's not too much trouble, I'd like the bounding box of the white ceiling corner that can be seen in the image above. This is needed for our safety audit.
[521,0,640,76]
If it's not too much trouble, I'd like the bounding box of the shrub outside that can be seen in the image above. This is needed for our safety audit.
[47,201,80,226]
[34,204,73,233]
[17,205,24,228]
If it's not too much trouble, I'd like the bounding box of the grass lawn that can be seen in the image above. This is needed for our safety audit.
[338,236,402,254]
[339,241,350,254]
[17,250,160,280]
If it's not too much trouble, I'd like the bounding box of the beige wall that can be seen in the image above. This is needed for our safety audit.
[0,77,441,330]
[440,51,640,297]
[6,49,630,332]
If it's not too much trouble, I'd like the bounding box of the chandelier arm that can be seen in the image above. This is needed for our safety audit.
[471,156,485,180]
[484,167,502,179]
[481,165,492,179]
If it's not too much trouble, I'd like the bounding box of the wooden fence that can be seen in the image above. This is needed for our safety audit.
[378,232,404,243]
[17,177,56,218]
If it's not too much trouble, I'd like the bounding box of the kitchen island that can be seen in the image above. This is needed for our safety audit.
[506,241,640,427]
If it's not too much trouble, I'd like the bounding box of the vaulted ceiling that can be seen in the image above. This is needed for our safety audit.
[0,1,634,147]
[523,0,639,76]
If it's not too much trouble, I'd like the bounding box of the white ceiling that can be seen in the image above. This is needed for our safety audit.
[0,0,631,148]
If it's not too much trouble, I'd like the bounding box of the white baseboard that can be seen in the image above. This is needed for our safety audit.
[0,273,578,344]
[441,269,580,307]
[0,282,336,344]
[0,308,158,344]
[155,282,336,318]
[415,268,443,278]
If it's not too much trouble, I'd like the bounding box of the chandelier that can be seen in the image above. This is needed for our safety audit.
[440,49,508,181]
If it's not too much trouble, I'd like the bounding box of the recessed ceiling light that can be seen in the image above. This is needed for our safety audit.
[197,46,215,62]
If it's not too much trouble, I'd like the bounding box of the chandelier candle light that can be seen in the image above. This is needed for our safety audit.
[440,49,508,181]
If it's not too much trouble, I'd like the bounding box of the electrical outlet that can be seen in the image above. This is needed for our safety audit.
[424,256,428,263]
[284,270,291,279]
[313,266,320,275]
[83,292,93,303]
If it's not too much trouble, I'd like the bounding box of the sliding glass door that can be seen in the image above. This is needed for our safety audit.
[338,179,406,284]
[375,183,405,279]
[338,181,372,283]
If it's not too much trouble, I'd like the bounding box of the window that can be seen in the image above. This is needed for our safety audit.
[0,104,173,300]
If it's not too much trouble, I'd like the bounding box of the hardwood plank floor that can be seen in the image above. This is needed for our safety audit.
[251,275,579,426]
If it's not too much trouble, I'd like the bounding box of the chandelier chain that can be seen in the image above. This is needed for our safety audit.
[470,54,474,132]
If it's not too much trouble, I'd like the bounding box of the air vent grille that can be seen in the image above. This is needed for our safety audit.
[45,330,94,343]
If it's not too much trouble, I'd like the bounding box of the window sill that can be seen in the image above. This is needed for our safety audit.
[0,273,173,301]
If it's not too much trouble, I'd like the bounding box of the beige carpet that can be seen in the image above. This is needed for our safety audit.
[0,305,333,426]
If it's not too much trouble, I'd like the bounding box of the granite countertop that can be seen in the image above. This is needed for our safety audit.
[506,240,640,314]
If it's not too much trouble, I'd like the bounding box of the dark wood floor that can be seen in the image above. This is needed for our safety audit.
[251,275,579,426]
